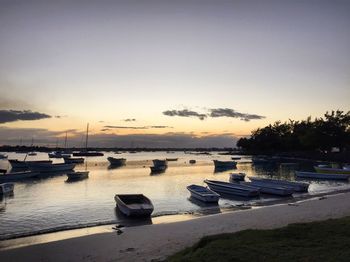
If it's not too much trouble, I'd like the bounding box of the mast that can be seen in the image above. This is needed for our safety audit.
[85,123,89,151]
[64,131,68,149]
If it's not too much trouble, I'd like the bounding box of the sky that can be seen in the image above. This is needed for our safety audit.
[0,0,349,147]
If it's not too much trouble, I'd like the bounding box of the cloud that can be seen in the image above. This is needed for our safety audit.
[163,107,265,121]
[55,115,67,119]
[162,109,207,120]
[123,118,136,122]
[0,110,51,124]
[103,125,172,130]
[209,108,265,121]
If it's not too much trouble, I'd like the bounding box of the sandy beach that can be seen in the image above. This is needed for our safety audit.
[1,192,350,262]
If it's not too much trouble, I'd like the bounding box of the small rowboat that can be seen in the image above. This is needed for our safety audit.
[0,171,38,182]
[187,185,220,203]
[66,171,89,181]
[152,159,168,167]
[229,173,246,182]
[248,177,309,192]
[295,171,350,180]
[114,194,154,217]
[107,157,126,166]
[204,179,259,197]
[0,183,14,195]
[150,165,167,173]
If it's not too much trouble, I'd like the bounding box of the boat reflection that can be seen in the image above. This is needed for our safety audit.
[114,207,153,227]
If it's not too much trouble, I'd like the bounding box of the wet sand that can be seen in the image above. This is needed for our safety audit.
[1,192,350,262]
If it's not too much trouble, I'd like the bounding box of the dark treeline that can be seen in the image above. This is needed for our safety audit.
[237,110,350,153]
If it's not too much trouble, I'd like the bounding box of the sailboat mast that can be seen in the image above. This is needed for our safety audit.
[85,123,89,151]
[64,131,68,149]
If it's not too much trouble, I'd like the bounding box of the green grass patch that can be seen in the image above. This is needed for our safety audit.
[167,216,350,262]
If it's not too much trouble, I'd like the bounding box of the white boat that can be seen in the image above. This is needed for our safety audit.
[0,153,8,159]
[295,171,350,180]
[248,177,309,192]
[187,185,220,203]
[66,171,89,180]
[28,163,75,173]
[63,157,85,164]
[152,159,168,167]
[107,157,126,166]
[314,166,350,175]
[9,159,53,169]
[204,179,259,197]
[114,194,154,217]
[213,160,237,169]
[0,171,38,182]
[240,181,293,196]
[0,183,14,195]
[229,173,246,182]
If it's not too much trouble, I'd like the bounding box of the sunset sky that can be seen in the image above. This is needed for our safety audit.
[0,0,349,147]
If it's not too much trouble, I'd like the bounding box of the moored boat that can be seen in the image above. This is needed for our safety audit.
[314,166,350,175]
[187,184,220,203]
[166,158,178,161]
[295,171,350,180]
[150,165,167,173]
[248,177,309,192]
[189,160,196,164]
[152,159,168,167]
[213,160,237,169]
[63,157,85,164]
[107,157,126,166]
[48,151,71,158]
[0,153,8,159]
[229,173,246,182]
[204,179,259,197]
[240,181,293,196]
[9,159,53,169]
[66,171,89,181]
[72,151,104,157]
[28,163,75,173]
[0,171,38,182]
[114,194,154,217]
[231,157,241,160]
[0,183,14,195]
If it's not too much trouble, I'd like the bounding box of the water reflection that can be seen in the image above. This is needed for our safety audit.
[114,207,153,227]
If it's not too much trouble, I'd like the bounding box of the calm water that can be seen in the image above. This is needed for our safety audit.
[0,151,349,240]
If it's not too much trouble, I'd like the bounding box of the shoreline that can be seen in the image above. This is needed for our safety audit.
[1,190,350,261]
[1,186,350,243]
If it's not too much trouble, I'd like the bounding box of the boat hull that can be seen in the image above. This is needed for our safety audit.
[296,171,350,180]
[240,182,293,196]
[107,157,126,166]
[67,171,89,180]
[314,166,350,175]
[187,185,220,203]
[213,160,237,169]
[114,194,154,217]
[28,163,76,173]
[204,180,259,197]
[248,177,309,192]
[0,171,38,182]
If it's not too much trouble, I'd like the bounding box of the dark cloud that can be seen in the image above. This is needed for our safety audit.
[123,118,136,122]
[0,110,51,124]
[104,125,172,130]
[162,109,207,120]
[55,115,67,119]
[209,108,265,121]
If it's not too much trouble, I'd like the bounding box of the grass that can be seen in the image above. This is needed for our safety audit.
[167,216,350,262]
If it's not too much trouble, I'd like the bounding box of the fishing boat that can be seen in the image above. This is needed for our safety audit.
[0,171,38,182]
[0,153,8,159]
[107,157,126,166]
[314,166,350,175]
[152,159,168,167]
[114,194,154,217]
[66,171,89,181]
[28,162,75,173]
[150,165,167,173]
[295,171,350,180]
[0,183,14,195]
[204,180,259,197]
[213,160,237,169]
[72,124,104,157]
[229,173,246,182]
[187,184,220,203]
[240,181,293,196]
[9,159,53,169]
[248,177,309,192]
[189,160,196,164]
[166,158,178,161]
[63,157,85,164]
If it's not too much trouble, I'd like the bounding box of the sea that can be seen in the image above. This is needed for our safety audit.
[0,151,349,240]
